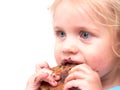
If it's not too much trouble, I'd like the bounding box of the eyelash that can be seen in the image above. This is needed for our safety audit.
[55,30,66,38]
[80,31,91,39]
[55,30,92,40]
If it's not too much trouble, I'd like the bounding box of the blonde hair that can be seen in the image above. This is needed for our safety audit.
[50,0,120,57]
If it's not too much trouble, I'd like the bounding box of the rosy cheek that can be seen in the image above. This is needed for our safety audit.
[87,55,106,74]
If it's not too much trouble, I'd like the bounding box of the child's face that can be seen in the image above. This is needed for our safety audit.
[53,1,117,77]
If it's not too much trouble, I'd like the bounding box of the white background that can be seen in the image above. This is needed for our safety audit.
[0,0,57,90]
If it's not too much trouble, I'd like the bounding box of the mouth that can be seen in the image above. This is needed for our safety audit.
[62,61,75,66]
[61,57,83,66]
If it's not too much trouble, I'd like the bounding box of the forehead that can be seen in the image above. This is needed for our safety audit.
[52,0,111,25]
[53,0,102,23]
[53,0,100,28]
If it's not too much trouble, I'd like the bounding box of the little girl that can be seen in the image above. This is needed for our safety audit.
[25,0,120,90]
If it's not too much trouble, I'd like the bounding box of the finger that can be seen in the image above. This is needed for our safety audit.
[26,72,48,88]
[36,68,60,86]
[44,72,60,86]
[64,80,83,90]
[46,77,58,86]
[33,72,49,84]
[64,71,85,83]
[36,67,60,86]
[35,61,50,72]
[69,64,93,75]
[67,64,99,83]
[64,78,102,90]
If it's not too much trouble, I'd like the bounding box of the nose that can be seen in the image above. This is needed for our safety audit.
[62,39,79,55]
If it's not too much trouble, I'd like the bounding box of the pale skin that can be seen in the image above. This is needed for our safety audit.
[25,0,120,90]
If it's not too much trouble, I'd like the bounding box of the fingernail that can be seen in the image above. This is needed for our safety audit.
[52,81,57,86]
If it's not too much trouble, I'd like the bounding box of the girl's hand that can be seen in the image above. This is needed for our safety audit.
[25,61,60,90]
[63,64,103,90]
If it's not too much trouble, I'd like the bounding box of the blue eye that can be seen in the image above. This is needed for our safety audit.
[57,31,66,37]
[80,31,90,39]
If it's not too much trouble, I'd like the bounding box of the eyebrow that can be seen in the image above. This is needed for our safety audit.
[76,26,101,34]
[53,26,64,31]
[54,25,100,33]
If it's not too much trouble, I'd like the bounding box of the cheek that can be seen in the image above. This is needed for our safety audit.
[54,45,62,65]
[86,52,115,77]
